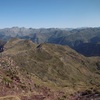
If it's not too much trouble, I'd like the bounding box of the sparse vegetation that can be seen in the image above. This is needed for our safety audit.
[0,38,99,99]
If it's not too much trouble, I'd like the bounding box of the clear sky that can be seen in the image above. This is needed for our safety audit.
[0,0,100,28]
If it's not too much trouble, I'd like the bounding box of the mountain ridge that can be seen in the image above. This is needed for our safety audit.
[0,38,100,99]
[0,27,100,56]
[3,38,100,86]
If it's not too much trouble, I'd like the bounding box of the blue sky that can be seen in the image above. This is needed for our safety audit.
[0,0,100,28]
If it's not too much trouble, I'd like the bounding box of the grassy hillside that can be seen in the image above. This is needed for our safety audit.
[0,38,100,99]
[3,38,100,87]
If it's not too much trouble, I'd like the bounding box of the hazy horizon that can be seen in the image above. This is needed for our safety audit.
[0,26,100,29]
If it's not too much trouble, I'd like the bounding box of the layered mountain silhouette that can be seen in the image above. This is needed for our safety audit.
[0,38,100,99]
[0,27,100,56]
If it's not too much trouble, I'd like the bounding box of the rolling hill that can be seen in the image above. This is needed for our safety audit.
[0,38,100,99]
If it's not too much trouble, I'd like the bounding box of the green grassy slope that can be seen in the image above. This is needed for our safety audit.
[3,38,100,90]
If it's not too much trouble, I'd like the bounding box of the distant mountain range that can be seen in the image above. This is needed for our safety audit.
[0,27,100,56]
